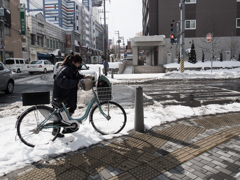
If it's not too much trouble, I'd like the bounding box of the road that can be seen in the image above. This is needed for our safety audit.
[1,72,240,109]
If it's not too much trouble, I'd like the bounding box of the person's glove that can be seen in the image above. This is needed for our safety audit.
[84,75,94,81]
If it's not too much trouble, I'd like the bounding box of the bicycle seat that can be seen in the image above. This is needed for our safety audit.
[52,98,68,108]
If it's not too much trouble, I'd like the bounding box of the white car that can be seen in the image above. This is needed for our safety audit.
[0,62,14,94]
[5,58,29,73]
[27,60,54,74]
[53,61,97,80]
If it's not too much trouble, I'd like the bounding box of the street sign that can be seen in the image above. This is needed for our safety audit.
[206,33,213,43]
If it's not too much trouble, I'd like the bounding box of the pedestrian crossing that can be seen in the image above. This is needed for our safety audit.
[136,83,240,107]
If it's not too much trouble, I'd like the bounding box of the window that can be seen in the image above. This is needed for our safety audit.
[3,0,10,9]
[37,36,43,47]
[53,40,55,49]
[185,0,196,4]
[56,41,58,49]
[236,18,240,28]
[47,39,49,47]
[4,26,11,36]
[31,34,35,45]
[185,20,196,29]
[19,60,24,64]
[50,40,52,48]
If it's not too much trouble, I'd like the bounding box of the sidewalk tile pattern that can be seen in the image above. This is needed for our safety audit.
[2,113,240,180]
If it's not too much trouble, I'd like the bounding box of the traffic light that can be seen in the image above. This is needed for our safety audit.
[170,20,175,33]
[170,20,176,44]
[170,34,175,44]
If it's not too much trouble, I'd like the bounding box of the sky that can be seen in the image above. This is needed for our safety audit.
[106,0,143,45]
[1,61,240,175]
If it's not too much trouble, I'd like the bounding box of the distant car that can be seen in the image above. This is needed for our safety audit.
[53,61,97,80]
[0,62,14,94]
[27,60,54,74]
[5,58,29,73]
[30,61,37,64]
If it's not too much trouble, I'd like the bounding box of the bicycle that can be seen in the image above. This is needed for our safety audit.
[16,75,127,148]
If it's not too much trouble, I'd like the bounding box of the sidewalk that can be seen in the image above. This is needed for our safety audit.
[1,113,240,180]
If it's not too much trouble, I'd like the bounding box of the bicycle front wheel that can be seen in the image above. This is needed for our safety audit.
[90,101,127,135]
[16,105,61,147]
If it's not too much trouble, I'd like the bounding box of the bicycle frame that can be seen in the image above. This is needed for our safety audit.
[40,88,109,129]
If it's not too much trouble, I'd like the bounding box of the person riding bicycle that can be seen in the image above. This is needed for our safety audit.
[52,54,93,137]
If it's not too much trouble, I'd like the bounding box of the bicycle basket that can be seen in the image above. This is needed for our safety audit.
[96,75,112,101]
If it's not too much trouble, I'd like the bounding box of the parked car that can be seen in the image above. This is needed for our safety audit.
[5,58,29,73]
[53,61,97,80]
[0,62,14,94]
[27,60,54,74]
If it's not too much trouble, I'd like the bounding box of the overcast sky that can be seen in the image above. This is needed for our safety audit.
[106,0,142,45]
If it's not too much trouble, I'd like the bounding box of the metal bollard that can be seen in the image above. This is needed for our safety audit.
[111,69,114,79]
[134,86,144,132]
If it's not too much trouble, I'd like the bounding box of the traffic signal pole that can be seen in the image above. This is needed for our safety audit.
[180,0,185,73]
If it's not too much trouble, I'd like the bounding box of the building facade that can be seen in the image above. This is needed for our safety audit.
[0,0,22,62]
[23,12,66,62]
[143,0,240,62]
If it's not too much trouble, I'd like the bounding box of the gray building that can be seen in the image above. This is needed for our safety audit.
[22,13,66,62]
[143,0,240,62]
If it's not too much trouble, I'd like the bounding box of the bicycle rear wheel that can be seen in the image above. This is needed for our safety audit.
[90,101,127,135]
[16,105,61,147]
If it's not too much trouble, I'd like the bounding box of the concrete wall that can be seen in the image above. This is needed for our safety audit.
[133,65,164,73]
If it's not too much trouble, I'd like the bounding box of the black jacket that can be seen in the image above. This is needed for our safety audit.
[53,61,84,112]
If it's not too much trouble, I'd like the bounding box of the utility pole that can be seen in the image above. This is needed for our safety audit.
[180,0,185,73]
[104,0,107,59]
[0,4,5,63]
[115,30,120,59]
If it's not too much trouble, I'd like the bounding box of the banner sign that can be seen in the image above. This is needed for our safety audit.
[20,4,26,35]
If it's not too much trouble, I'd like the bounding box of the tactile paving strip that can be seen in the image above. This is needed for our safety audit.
[15,168,54,180]
[195,113,240,129]
[153,124,205,143]
[137,152,158,163]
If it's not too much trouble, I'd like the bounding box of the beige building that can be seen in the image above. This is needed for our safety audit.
[3,0,22,60]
